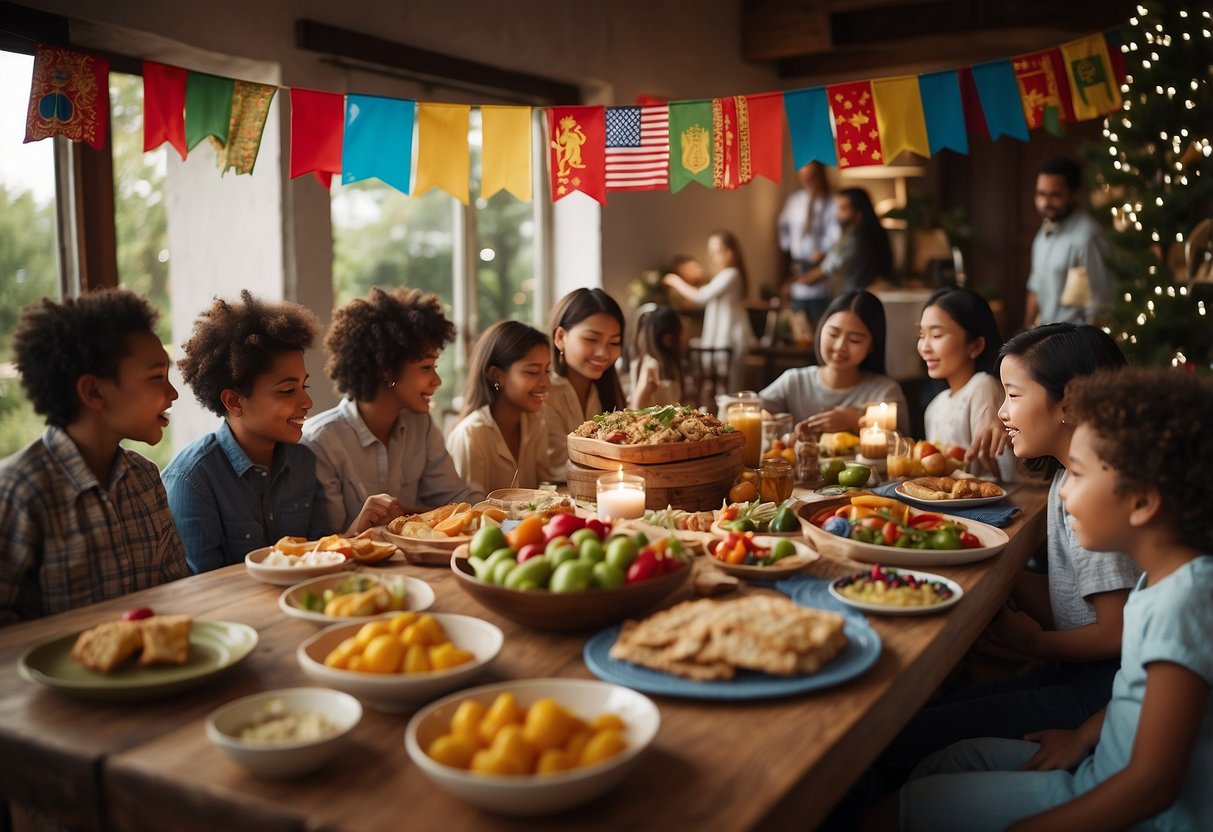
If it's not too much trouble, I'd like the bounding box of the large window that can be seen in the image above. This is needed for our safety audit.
[331,107,546,419]
[0,50,60,457]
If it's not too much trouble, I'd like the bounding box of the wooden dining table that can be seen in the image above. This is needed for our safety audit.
[0,483,1047,832]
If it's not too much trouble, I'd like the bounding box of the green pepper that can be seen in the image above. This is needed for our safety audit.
[725,518,756,533]
[767,506,800,533]
[850,526,875,543]
[929,528,963,550]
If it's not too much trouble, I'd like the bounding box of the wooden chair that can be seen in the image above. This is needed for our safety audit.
[684,344,733,411]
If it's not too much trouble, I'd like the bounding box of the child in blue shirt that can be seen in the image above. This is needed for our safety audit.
[898,366,1213,830]
[0,290,188,624]
[164,292,395,573]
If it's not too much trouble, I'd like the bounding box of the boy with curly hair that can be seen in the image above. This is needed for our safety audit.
[896,366,1213,831]
[164,291,396,573]
[0,290,188,625]
[302,287,481,529]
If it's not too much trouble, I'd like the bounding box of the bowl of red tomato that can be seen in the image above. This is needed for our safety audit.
[799,495,1009,567]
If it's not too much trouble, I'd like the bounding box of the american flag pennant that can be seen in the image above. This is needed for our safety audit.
[605,104,669,192]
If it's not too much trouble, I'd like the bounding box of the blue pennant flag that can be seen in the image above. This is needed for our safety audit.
[918,70,968,156]
[343,94,415,193]
[970,60,1029,142]
[783,87,836,168]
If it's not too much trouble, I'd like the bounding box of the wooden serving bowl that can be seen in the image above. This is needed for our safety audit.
[449,549,691,631]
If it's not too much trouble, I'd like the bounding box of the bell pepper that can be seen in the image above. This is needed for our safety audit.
[850,495,902,510]
[881,520,901,546]
[909,512,944,530]
[959,531,981,549]
[626,551,662,583]
[811,507,838,527]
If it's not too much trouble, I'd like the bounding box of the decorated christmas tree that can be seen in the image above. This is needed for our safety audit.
[1083,3,1213,368]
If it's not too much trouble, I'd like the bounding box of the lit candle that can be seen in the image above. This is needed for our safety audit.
[596,470,646,521]
[860,425,888,459]
[865,402,897,431]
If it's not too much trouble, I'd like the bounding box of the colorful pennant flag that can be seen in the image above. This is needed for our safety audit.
[827,81,883,168]
[970,60,1028,142]
[1060,33,1122,120]
[343,94,415,195]
[211,80,275,175]
[481,105,532,201]
[957,67,989,140]
[784,87,836,168]
[918,70,967,156]
[1013,49,1074,137]
[547,106,605,204]
[24,44,109,151]
[289,88,344,188]
[143,61,187,159]
[185,72,235,151]
[605,104,669,192]
[668,100,713,193]
[415,103,471,204]
[872,76,929,162]
[742,93,785,185]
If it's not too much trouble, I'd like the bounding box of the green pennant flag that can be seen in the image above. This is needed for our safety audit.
[185,72,235,151]
[1042,105,1065,138]
[668,100,713,193]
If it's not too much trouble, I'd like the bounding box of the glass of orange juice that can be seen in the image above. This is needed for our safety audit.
[887,433,914,480]
[728,398,763,469]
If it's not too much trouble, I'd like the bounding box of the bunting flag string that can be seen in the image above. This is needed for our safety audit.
[23,27,1129,201]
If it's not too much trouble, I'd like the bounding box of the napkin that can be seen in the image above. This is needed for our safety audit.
[872,482,1020,528]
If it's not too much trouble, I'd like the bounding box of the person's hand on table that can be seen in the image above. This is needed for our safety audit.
[797,406,863,434]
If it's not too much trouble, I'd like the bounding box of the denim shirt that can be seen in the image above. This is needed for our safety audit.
[163,421,331,574]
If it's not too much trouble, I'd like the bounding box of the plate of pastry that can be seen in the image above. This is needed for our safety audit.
[895,477,1007,510]
[18,614,259,701]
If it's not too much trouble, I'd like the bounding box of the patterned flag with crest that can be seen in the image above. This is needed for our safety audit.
[24,44,109,150]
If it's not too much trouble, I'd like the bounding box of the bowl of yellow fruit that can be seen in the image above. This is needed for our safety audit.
[278,573,435,625]
[405,678,660,815]
[296,612,502,712]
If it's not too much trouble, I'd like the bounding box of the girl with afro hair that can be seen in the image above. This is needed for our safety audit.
[164,292,397,573]
[301,287,481,528]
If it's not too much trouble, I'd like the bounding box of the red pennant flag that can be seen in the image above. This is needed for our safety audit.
[744,93,785,184]
[957,67,989,140]
[826,81,883,168]
[143,61,187,159]
[548,106,605,204]
[290,88,344,188]
[1012,49,1075,132]
[24,44,109,151]
[1105,31,1127,87]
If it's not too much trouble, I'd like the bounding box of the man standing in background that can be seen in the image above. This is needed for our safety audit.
[779,161,839,327]
[1024,155,1114,328]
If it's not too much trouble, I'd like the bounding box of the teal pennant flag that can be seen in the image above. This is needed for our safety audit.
[342,94,415,194]
[783,87,836,168]
[918,70,968,156]
[185,72,235,151]
[970,60,1029,142]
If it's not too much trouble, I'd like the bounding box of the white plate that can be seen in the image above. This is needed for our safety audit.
[245,547,355,586]
[800,504,1009,567]
[893,482,1007,510]
[828,568,963,616]
[707,536,819,580]
[278,573,435,625]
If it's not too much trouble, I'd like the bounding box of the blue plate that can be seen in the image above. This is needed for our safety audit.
[583,610,881,701]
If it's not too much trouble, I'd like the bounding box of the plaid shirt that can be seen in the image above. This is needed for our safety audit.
[0,427,189,626]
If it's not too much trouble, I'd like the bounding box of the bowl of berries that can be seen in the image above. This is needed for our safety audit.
[828,565,963,616]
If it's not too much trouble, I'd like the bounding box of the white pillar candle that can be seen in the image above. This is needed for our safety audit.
[597,471,646,521]
[859,425,888,459]
[865,402,897,431]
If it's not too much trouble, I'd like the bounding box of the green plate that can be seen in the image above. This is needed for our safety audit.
[18,620,259,702]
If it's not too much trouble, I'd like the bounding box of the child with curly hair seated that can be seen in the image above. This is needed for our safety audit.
[302,287,481,528]
[0,290,188,625]
[164,292,395,573]
[896,366,1213,830]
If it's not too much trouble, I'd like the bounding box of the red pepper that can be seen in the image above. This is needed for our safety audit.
[810,507,837,527]
[881,521,901,546]
[626,551,662,583]
[585,518,611,539]
[909,513,944,529]
[860,516,885,531]
[605,431,628,444]
[959,531,981,549]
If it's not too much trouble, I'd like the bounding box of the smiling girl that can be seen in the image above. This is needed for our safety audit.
[166,292,395,573]
[545,288,626,480]
[916,286,1014,479]
[447,321,552,495]
[302,287,482,528]
[759,290,908,435]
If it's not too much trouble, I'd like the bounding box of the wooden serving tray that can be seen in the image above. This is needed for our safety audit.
[566,430,745,466]
[566,458,737,512]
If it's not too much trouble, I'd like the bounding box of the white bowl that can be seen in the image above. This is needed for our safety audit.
[278,573,435,625]
[244,546,355,586]
[405,678,660,816]
[297,614,502,713]
[206,687,361,779]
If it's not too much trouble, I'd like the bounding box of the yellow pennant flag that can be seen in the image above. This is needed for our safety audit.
[481,105,532,202]
[872,76,930,162]
[415,103,470,204]
[1059,34,1122,121]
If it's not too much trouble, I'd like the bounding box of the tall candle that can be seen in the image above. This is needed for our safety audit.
[865,402,897,431]
[597,471,646,521]
[860,425,888,459]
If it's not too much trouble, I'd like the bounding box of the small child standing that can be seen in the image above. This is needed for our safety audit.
[302,287,481,526]
[899,366,1213,830]
[165,292,393,573]
[447,321,552,495]
[629,306,685,409]
[0,290,187,624]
